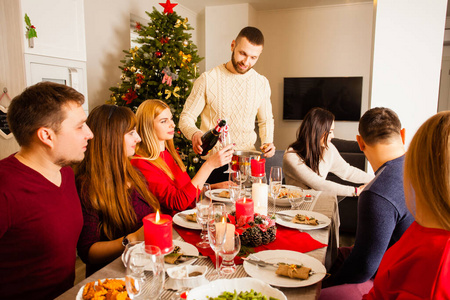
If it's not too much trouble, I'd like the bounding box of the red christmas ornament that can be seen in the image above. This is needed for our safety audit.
[135,22,141,31]
[160,37,170,44]
[159,0,178,14]
[122,88,138,105]
[155,51,162,58]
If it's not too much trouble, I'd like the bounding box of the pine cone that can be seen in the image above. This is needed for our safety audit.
[249,227,263,247]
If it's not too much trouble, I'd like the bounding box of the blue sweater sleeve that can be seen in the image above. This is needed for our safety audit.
[332,190,400,285]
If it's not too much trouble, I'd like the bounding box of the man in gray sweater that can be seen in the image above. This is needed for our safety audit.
[322,107,414,291]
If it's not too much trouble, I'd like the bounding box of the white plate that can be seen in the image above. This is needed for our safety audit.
[121,240,199,270]
[187,277,287,300]
[207,188,251,203]
[76,278,126,300]
[206,188,233,203]
[243,250,327,288]
[269,185,304,207]
[173,209,202,230]
[275,210,331,231]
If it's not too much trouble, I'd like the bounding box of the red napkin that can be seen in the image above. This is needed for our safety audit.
[174,224,327,265]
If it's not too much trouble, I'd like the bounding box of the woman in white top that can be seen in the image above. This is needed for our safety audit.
[283,107,373,197]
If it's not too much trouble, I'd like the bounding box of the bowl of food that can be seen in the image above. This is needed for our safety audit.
[166,265,208,290]
[269,185,304,207]
[187,277,286,300]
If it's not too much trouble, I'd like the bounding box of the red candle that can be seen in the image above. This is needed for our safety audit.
[251,157,266,177]
[235,197,254,222]
[143,210,174,254]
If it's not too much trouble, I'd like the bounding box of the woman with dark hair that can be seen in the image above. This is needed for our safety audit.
[75,104,160,276]
[283,107,373,197]
[131,99,234,216]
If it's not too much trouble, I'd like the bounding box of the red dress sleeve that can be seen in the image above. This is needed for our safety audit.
[131,153,198,215]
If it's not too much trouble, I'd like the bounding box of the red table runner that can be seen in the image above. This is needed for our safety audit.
[174,224,327,264]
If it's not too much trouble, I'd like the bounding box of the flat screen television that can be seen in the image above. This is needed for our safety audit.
[283,77,363,121]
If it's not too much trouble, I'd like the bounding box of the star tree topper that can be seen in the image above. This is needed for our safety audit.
[159,0,178,14]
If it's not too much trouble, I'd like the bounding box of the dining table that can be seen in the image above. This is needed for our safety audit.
[56,189,339,300]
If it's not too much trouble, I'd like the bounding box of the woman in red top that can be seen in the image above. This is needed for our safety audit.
[131,99,234,215]
[363,111,450,300]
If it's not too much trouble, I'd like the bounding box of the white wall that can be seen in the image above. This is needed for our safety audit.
[256,3,373,151]
[370,0,447,146]
[84,0,198,111]
[204,3,257,71]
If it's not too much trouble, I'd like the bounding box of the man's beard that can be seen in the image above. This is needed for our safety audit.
[231,50,252,74]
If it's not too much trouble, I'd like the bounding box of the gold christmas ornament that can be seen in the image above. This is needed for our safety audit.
[175,18,188,29]
[182,40,189,47]
[165,86,180,99]
[129,46,139,59]
[130,66,137,72]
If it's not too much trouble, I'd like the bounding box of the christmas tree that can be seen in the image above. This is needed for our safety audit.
[109,1,203,176]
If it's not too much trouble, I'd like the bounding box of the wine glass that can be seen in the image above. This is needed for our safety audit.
[207,203,228,277]
[269,166,283,216]
[125,244,164,299]
[228,184,241,212]
[196,183,212,248]
[219,231,241,275]
[221,131,235,174]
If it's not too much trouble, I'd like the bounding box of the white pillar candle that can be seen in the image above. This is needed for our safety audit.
[215,218,227,245]
[224,223,236,252]
[252,182,268,216]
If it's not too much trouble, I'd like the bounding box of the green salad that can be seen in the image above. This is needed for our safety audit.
[206,289,280,300]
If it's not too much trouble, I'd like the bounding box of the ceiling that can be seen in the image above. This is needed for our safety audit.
[178,0,372,14]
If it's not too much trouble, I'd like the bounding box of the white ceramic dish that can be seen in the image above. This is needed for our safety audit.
[243,250,327,288]
[269,185,304,207]
[166,265,209,290]
[206,188,251,203]
[76,278,126,300]
[173,209,202,230]
[275,209,331,231]
[121,240,199,270]
[206,188,233,203]
[187,277,287,300]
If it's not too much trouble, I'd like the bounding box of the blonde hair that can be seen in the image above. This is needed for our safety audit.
[75,105,160,240]
[404,111,450,231]
[135,99,186,180]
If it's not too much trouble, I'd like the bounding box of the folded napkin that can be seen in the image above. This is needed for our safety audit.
[174,224,327,265]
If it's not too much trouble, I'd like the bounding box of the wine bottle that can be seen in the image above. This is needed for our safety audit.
[200,120,227,156]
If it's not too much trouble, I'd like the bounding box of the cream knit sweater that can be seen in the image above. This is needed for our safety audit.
[179,64,274,156]
[283,143,374,197]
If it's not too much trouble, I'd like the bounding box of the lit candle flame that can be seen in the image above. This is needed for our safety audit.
[243,196,246,203]
[257,155,260,161]
[221,216,226,223]
[156,210,160,223]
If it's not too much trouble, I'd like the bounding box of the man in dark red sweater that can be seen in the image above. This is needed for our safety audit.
[0,82,93,299]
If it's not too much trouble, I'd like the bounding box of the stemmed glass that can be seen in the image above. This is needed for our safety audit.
[125,244,165,299]
[196,183,212,248]
[228,184,241,212]
[231,170,247,196]
[269,166,283,216]
[218,231,241,275]
[207,203,228,278]
[221,131,235,174]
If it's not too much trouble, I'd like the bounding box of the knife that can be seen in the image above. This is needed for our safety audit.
[242,258,280,268]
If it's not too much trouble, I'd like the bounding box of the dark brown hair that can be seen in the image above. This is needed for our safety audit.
[236,26,264,47]
[75,104,160,240]
[288,107,334,174]
[7,81,84,147]
[358,107,401,146]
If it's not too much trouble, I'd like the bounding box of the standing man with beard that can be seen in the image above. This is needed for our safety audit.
[0,82,94,299]
[180,26,275,183]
